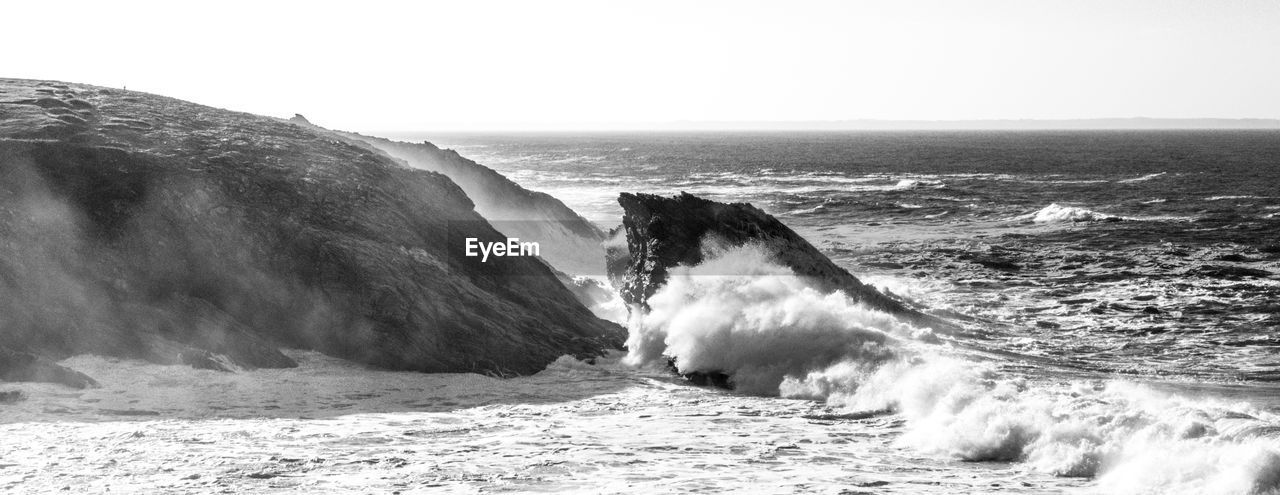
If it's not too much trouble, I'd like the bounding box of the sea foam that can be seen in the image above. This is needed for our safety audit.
[1025,203,1120,223]
[625,244,1280,493]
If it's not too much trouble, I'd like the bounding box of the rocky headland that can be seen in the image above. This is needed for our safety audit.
[0,78,623,384]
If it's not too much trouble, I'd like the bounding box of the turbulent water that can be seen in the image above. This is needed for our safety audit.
[5,131,1280,494]
[422,130,1280,493]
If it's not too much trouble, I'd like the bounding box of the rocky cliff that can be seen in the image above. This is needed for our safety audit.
[0,78,623,382]
[612,192,952,330]
[325,128,607,276]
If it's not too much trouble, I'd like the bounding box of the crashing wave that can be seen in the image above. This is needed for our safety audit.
[1026,203,1121,223]
[625,244,1280,493]
[893,178,944,190]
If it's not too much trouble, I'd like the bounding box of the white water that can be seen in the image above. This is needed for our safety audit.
[625,245,1280,494]
[2,351,1088,494]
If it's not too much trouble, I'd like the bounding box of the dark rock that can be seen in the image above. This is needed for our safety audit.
[0,78,623,375]
[0,390,25,404]
[1034,320,1061,329]
[178,349,236,372]
[0,346,99,389]
[667,358,732,389]
[1132,294,1158,301]
[1217,253,1250,262]
[612,192,951,330]
[1059,298,1097,305]
[1143,306,1162,314]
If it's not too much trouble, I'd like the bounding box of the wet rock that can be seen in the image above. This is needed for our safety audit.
[177,349,236,372]
[0,346,99,389]
[612,192,952,330]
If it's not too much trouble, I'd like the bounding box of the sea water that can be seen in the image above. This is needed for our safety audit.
[4,130,1279,494]
[425,130,1280,493]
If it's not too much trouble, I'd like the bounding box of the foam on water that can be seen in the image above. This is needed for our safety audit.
[1118,172,1168,183]
[1024,203,1121,223]
[626,245,1280,494]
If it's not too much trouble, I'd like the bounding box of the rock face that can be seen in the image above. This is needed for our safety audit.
[612,192,951,330]
[325,128,607,276]
[0,78,623,377]
[0,347,99,389]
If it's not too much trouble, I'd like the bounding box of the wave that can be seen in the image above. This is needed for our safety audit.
[1023,203,1122,223]
[625,245,1280,493]
[1207,195,1265,201]
[1020,204,1200,224]
[894,178,943,190]
[1118,172,1167,183]
[624,244,923,395]
[785,203,829,216]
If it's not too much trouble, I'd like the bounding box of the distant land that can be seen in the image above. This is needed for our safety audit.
[372,118,1280,134]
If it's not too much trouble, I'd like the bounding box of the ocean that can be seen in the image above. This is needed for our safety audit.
[418,130,1280,383]
[5,130,1280,494]
[418,130,1280,492]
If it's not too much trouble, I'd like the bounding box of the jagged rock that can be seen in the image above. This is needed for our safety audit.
[178,349,236,372]
[0,346,99,389]
[0,78,623,375]
[612,192,951,330]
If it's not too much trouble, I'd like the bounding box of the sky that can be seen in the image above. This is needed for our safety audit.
[4,0,1279,131]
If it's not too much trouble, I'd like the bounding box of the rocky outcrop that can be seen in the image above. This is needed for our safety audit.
[321,127,607,276]
[0,346,99,389]
[0,78,623,376]
[612,192,951,330]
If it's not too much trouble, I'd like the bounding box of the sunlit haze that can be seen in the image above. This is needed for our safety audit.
[5,0,1279,131]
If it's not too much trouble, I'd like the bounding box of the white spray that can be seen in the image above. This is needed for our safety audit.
[626,243,1280,494]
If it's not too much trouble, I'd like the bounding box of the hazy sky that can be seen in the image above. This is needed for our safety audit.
[5,0,1279,131]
